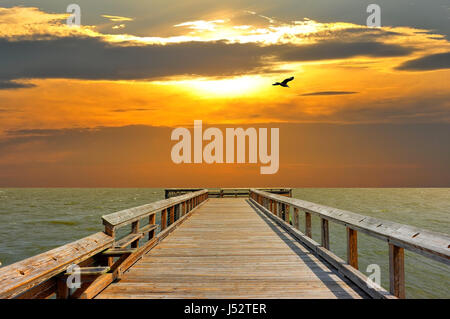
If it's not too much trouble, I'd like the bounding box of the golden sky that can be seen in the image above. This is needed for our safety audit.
[0,3,449,186]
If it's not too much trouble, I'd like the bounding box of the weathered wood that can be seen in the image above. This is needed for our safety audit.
[389,244,405,298]
[102,190,207,228]
[65,267,110,275]
[149,214,156,240]
[251,189,450,265]
[169,206,175,225]
[97,198,367,299]
[102,248,136,256]
[56,276,69,299]
[74,273,115,299]
[140,224,157,235]
[305,212,312,238]
[15,278,56,299]
[294,208,299,229]
[114,233,143,249]
[250,198,395,299]
[321,218,330,250]
[131,220,140,248]
[161,209,167,231]
[0,232,113,299]
[347,228,358,269]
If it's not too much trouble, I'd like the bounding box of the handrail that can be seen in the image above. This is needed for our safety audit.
[0,232,113,299]
[0,190,209,299]
[250,189,450,298]
[103,189,208,228]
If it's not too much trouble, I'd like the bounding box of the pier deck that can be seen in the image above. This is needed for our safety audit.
[96,198,366,299]
[1,188,448,299]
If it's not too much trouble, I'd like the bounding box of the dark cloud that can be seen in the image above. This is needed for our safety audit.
[396,52,450,71]
[0,80,35,90]
[300,91,359,96]
[0,36,414,82]
[0,37,278,81]
[280,41,413,62]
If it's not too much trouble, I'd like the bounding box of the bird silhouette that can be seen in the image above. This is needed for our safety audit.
[273,76,294,88]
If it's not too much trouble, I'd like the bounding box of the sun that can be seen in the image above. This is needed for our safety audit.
[156,76,269,98]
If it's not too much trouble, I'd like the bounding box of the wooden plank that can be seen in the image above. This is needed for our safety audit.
[250,198,395,299]
[65,267,110,275]
[114,233,143,249]
[347,228,358,269]
[0,232,113,299]
[16,278,56,299]
[389,244,405,298]
[102,248,136,256]
[73,273,115,299]
[97,198,369,299]
[250,189,450,265]
[140,224,157,235]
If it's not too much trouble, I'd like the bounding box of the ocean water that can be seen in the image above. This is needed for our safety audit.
[0,188,448,298]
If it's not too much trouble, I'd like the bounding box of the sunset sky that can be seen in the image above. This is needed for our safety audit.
[0,0,449,187]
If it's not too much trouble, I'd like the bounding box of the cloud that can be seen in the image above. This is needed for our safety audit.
[101,15,134,22]
[0,36,415,82]
[396,52,450,71]
[280,41,413,62]
[0,80,35,90]
[300,91,359,96]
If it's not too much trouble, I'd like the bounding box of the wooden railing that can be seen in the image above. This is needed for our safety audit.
[165,188,292,198]
[249,189,450,299]
[0,190,208,299]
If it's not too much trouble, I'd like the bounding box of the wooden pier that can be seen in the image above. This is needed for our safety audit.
[0,188,448,299]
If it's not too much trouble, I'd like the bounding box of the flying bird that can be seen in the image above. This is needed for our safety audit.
[273,76,294,88]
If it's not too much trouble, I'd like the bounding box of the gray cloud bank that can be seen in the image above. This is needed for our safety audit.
[397,52,450,71]
[0,35,414,82]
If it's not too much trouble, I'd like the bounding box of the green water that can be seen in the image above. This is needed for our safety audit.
[0,188,448,298]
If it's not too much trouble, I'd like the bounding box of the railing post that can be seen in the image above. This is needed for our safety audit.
[347,227,358,269]
[104,225,115,267]
[56,276,70,299]
[169,206,175,225]
[294,208,299,229]
[182,201,186,216]
[321,218,329,249]
[161,209,167,231]
[274,201,278,217]
[285,205,290,224]
[389,244,406,298]
[131,220,140,248]
[149,214,156,240]
[305,212,312,238]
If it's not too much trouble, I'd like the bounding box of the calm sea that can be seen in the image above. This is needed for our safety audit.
[0,188,448,298]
